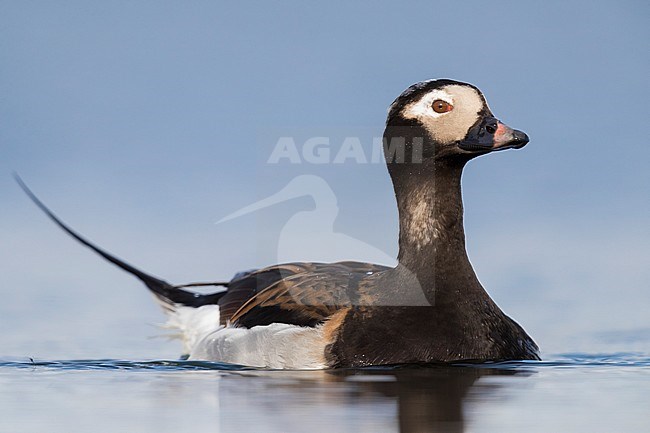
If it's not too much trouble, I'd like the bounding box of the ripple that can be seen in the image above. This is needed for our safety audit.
[457,352,650,369]
[1,352,648,372]
[0,358,254,371]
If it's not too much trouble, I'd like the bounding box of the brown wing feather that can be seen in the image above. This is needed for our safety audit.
[220,261,389,327]
[217,263,317,323]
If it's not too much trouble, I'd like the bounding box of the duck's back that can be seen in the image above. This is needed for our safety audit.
[218,261,390,326]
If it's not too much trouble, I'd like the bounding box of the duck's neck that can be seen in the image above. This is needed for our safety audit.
[388,157,479,301]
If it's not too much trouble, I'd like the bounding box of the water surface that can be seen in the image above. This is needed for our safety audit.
[2,353,648,433]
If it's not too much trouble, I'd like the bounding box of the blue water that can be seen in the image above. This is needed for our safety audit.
[1,353,648,433]
[2,352,650,371]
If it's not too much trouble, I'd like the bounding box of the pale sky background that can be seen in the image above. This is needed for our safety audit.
[1,1,648,360]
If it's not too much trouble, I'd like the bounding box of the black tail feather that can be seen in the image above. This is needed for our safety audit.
[14,174,228,309]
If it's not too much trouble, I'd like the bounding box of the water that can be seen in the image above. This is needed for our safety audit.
[1,354,648,433]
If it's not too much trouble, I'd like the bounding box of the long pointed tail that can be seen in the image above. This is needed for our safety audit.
[14,174,228,311]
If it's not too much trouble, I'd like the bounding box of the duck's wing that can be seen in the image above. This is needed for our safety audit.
[226,261,389,328]
[214,263,315,324]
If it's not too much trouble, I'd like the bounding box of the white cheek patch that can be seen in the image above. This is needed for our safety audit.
[401,85,484,145]
[402,89,454,120]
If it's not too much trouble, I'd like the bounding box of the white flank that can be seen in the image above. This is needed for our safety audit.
[164,305,327,369]
[190,323,327,370]
[164,305,222,355]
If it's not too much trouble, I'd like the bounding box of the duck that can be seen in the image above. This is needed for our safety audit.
[17,78,540,369]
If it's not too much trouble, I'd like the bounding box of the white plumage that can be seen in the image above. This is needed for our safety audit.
[165,304,327,369]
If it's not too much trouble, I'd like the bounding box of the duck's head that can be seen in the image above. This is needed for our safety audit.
[384,79,529,164]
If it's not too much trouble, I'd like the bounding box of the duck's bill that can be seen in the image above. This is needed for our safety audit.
[457,116,529,152]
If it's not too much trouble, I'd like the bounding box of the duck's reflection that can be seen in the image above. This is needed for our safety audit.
[224,366,532,433]
[335,367,521,433]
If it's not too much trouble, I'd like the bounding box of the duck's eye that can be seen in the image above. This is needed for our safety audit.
[432,100,453,113]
